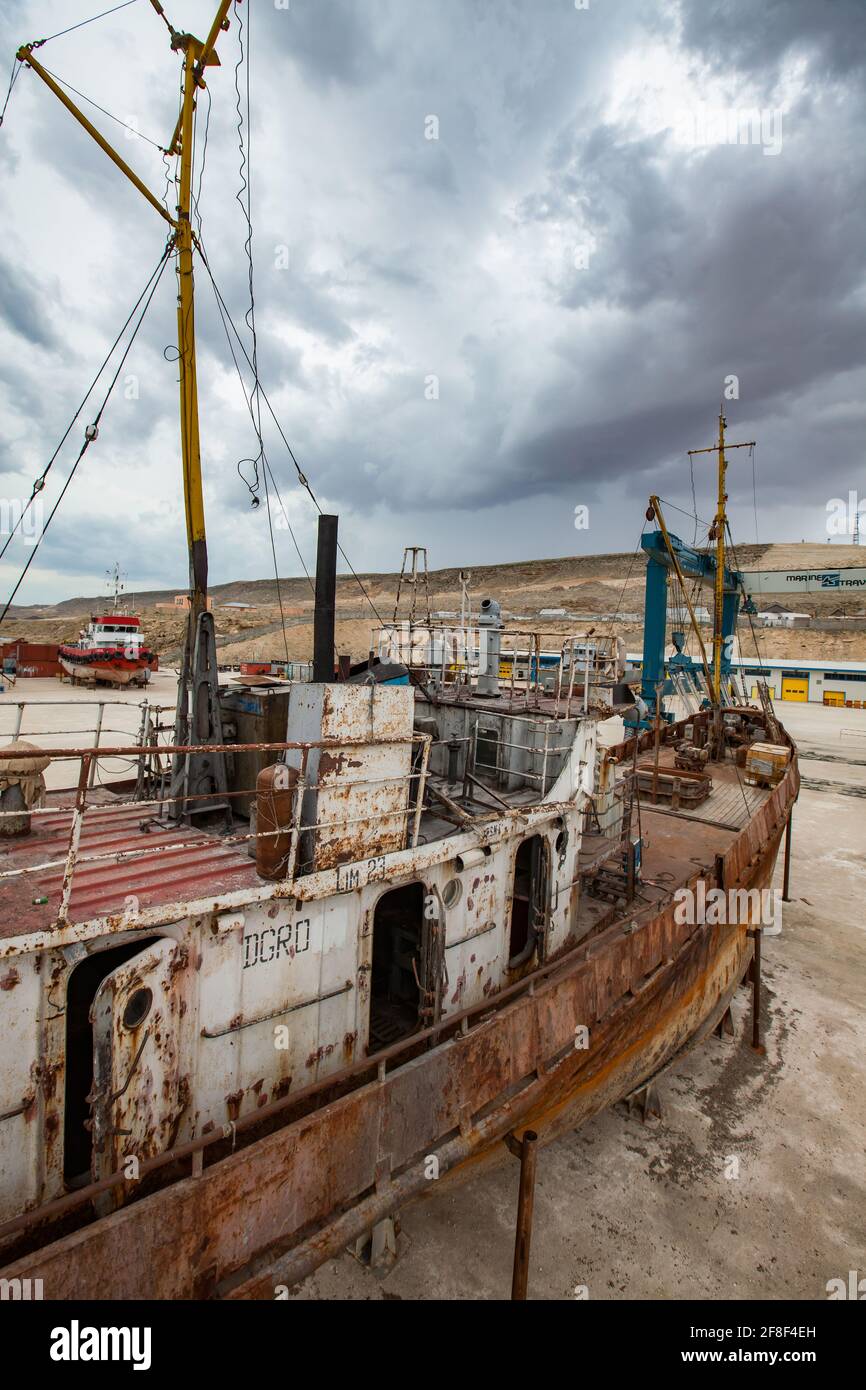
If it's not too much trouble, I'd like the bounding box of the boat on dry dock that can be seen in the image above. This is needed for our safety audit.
[0,3,798,1300]
[0,522,800,1299]
[57,566,157,689]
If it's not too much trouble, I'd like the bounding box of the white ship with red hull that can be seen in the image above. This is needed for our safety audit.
[58,612,157,687]
[58,569,158,687]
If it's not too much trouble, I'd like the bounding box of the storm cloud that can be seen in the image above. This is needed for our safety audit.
[0,0,863,603]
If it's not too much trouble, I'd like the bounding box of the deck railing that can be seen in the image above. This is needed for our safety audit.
[0,733,432,930]
[374,622,624,715]
[0,696,176,791]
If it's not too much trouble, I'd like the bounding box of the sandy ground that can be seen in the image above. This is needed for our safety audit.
[288,698,866,1301]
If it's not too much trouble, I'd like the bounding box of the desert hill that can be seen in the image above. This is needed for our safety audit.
[2,542,864,666]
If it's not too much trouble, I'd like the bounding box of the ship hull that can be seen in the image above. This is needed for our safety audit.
[0,808,787,1300]
[58,653,154,687]
[230,835,776,1298]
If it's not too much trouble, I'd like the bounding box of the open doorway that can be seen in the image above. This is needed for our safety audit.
[369,883,424,1051]
[509,835,549,968]
[63,938,156,1187]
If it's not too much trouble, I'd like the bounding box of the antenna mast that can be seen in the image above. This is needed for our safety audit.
[688,412,755,704]
[107,562,126,613]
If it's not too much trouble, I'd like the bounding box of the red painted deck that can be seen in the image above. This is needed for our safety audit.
[0,794,258,938]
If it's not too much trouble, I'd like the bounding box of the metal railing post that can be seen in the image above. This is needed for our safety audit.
[88,703,105,789]
[566,638,578,720]
[56,755,91,926]
[411,734,432,848]
[283,748,308,884]
[540,721,550,798]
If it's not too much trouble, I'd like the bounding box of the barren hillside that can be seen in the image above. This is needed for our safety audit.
[3,542,864,665]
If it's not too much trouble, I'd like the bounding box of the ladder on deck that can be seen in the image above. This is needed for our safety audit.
[669,668,700,718]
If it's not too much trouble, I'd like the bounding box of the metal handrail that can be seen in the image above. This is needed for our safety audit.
[0,696,174,790]
[0,733,433,924]
[0,735,426,761]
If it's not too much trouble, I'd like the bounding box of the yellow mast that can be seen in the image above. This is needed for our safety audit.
[713,411,727,700]
[174,34,210,622]
[16,0,235,620]
[688,412,755,704]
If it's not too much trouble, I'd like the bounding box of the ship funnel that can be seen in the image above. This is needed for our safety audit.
[313,514,338,682]
[477,596,503,696]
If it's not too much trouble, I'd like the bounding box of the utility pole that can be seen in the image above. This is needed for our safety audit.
[688,412,755,704]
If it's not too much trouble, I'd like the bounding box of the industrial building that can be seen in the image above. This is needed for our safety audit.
[733,655,866,704]
[757,606,811,629]
[627,652,866,705]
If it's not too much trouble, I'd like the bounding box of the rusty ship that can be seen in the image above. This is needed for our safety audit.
[0,3,798,1300]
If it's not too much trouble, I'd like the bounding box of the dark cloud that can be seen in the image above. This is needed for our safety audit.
[0,250,61,348]
[259,0,387,88]
[680,0,866,81]
[0,0,864,603]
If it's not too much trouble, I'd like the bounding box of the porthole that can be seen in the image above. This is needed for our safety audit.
[441,878,463,909]
[122,986,153,1031]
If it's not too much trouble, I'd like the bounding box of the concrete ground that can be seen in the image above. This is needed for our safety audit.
[293,698,866,1300]
[0,672,180,791]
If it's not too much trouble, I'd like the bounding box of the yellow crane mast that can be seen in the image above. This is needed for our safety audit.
[16,0,239,819]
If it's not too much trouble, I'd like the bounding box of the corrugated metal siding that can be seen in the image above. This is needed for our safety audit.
[1,802,258,934]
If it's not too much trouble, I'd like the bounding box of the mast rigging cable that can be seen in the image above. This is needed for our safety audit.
[0,243,173,626]
[0,244,175,567]
[28,0,143,50]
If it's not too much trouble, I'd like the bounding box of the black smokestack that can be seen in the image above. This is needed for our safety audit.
[313,514,338,682]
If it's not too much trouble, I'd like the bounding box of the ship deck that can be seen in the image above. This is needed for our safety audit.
[0,792,259,939]
[633,746,767,832]
[429,686,614,719]
[0,749,776,942]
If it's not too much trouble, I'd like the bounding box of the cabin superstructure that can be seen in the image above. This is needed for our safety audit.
[80,615,144,652]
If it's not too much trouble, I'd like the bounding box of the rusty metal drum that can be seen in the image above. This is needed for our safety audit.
[255,762,299,880]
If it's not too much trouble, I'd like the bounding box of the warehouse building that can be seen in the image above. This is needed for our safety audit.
[758,610,812,629]
[626,653,866,705]
[733,656,866,705]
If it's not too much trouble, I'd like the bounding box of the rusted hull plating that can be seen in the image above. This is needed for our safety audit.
[0,767,792,1300]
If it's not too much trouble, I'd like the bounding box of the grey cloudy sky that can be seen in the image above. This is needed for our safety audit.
[0,0,864,603]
